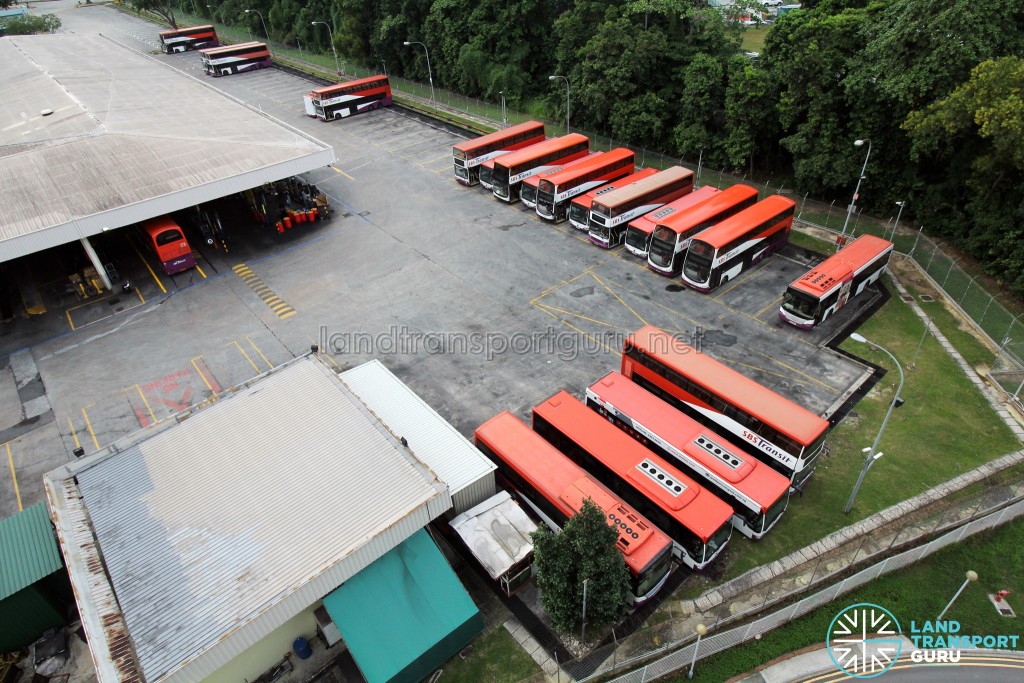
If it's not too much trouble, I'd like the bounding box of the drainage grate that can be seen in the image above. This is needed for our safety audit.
[900,295,915,303]
[919,294,936,302]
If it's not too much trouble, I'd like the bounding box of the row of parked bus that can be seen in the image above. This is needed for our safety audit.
[158,25,271,77]
[474,324,832,605]
[453,122,894,328]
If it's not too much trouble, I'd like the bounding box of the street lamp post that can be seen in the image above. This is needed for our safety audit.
[890,200,906,241]
[295,36,303,61]
[844,332,904,514]
[687,624,708,679]
[581,578,589,643]
[403,41,435,108]
[380,60,387,78]
[696,147,705,188]
[205,4,215,21]
[937,571,979,621]
[549,74,569,135]
[498,90,507,129]
[837,138,872,252]
[244,9,271,55]
[311,21,340,76]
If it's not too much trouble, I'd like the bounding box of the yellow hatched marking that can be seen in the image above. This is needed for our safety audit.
[590,271,648,326]
[6,442,21,512]
[533,304,620,357]
[279,310,297,319]
[81,406,100,450]
[535,303,620,329]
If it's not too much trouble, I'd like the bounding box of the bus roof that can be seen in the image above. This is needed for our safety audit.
[475,411,668,564]
[592,166,693,209]
[588,373,790,508]
[656,184,759,235]
[570,168,660,210]
[541,148,634,191]
[310,75,389,96]
[533,391,733,542]
[625,326,830,446]
[199,41,266,55]
[523,151,603,188]
[691,195,796,249]
[452,120,545,154]
[159,25,214,37]
[493,133,590,170]
[629,186,720,235]
[790,234,894,297]
[139,215,181,236]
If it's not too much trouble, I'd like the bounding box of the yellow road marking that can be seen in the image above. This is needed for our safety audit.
[754,295,784,320]
[713,261,766,300]
[191,356,216,395]
[535,303,621,329]
[533,304,621,357]
[530,265,600,306]
[82,406,100,450]
[753,350,837,391]
[247,336,274,370]
[130,238,166,294]
[591,271,648,326]
[279,309,297,319]
[6,442,21,512]
[602,276,705,330]
[67,416,82,450]
[721,358,813,387]
[66,308,75,331]
[330,165,355,180]
[229,340,261,373]
[134,384,157,423]
[195,264,208,279]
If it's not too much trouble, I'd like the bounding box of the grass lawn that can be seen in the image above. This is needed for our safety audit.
[739,26,772,53]
[438,627,542,683]
[665,517,1024,681]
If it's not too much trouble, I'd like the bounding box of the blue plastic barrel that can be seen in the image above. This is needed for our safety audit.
[293,636,312,660]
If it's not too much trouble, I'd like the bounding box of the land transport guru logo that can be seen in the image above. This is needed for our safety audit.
[827,603,903,678]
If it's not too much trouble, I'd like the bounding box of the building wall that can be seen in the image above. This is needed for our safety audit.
[201,606,318,683]
[0,587,65,651]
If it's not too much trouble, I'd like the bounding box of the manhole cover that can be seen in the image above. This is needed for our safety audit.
[919,294,936,302]
[900,295,915,303]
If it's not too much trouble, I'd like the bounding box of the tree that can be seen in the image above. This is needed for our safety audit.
[126,0,178,30]
[532,499,630,634]
[2,14,61,35]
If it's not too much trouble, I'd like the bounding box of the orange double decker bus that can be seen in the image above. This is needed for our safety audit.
[586,372,790,539]
[520,152,603,210]
[587,167,694,248]
[535,148,635,222]
[621,325,831,490]
[475,411,674,604]
[159,25,218,53]
[624,186,720,259]
[491,134,590,203]
[780,235,894,329]
[533,391,733,570]
[681,195,796,292]
[199,42,271,77]
[646,184,760,275]
[307,76,392,121]
[452,121,545,187]
[567,168,659,231]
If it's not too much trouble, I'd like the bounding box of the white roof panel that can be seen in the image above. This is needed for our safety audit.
[449,491,537,580]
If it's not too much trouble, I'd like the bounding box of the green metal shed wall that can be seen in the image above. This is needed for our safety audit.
[0,587,64,651]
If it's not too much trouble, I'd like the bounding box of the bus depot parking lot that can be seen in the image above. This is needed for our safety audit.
[0,4,874,518]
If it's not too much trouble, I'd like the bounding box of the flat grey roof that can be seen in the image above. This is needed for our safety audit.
[0,33,334,262]
[45,356,450,683]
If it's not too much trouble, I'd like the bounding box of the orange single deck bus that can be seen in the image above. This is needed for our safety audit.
[452,121,546,187]
[680,195,796,292]
[780,234,894,329]
[533,391,733,569]
[520,152,603,210]
[647,184,760,275]
[625,186,720,259]
[307,76,392,121]
[140,216,196,275]
[159,25,218,53]
[199,42,271,77]
[621,325,830,490]
[567,168,659,231]
[475,411,674,604]
[588,167,694,248]
[491,134,590,203]
[586,372,791,539]
[536,148,636,222]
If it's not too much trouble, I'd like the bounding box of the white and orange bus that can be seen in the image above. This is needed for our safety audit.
[567,168,659,231]
[491,134,590,203]
[159,25,218,53]
[681,195,796,292]
[588,167,694,248]
[452,121,546,187]
[621,325,831,490]
[780,234,894,329]
[199,42,271,77]
[520,152,603,210]
[536,148,636,222]
[625,186,720,259]
[475,411,674,605]
[307,76,392,121]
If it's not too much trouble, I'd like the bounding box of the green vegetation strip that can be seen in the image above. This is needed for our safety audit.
[666,518,1024,682]
[437,627,542,683]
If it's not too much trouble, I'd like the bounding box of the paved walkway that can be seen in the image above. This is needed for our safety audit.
[504,617,576,683]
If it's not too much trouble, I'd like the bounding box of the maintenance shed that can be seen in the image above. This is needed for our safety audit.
[44,356,452,683]
[340,359,496,515]
[449,491,538,596]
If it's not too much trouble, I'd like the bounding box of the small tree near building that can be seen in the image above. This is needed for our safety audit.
[532,498,631,635]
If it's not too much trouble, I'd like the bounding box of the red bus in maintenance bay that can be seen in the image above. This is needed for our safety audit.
[780,234,894,329]
[475,411,674,605]
[567,168,659,231]
[625,186,720,259]
[588,167,694,249]
[586,372,791,539]
[452,121,546,187]
[492,134,590,203]
[533,391,733,569]
[140,216,196,275]
[536,147,635,222]
[621,325,830,490]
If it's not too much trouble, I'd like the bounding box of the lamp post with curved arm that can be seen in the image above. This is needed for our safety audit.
[403,41,435,108]
[311,21,340,76]
[837,138,872,251]
[244,9,271,55]
[549,74,569,135]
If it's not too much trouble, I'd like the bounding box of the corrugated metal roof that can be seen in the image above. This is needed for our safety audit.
[0,502,63,601]
[45,356,449,683]
[341,360,496,498]
[449,492,537,581]
[0,34,335,262]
